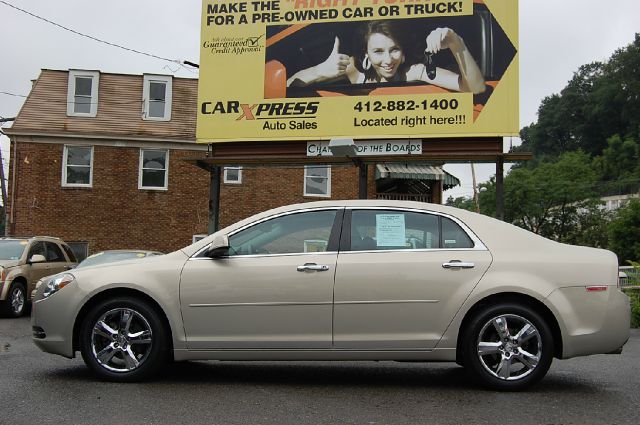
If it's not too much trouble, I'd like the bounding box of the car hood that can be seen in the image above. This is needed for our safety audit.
[0,260,20,268]
[69,250,187,283]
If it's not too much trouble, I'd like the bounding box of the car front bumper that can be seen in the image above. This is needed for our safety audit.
[31,283,83,359]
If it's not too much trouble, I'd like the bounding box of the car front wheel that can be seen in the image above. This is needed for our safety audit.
[79,298,168,382]
[462,303,554,391]
[1,282,27,318]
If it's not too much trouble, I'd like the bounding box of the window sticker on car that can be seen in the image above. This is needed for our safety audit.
[304,240,328,253]
[136,253,145,258]
[20,241,28,245]
[445,239,457,245]
[376,214,406,247]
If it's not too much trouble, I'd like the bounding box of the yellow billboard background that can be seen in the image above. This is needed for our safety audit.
[197,0,519,143]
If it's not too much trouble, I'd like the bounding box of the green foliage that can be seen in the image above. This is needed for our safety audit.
[476,34,640,262]
[519,34,640,159]
[445,196,476,212]
[478,152,602,243]
[623,289,640,328]
[626,260,640,285]
[608,199,640,264]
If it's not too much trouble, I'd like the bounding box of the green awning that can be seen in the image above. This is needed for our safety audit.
[375,164,460,188]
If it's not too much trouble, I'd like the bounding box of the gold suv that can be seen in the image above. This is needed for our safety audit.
[0,236,77,317]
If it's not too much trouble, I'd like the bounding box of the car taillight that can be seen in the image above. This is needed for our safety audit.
[586,286,608,292]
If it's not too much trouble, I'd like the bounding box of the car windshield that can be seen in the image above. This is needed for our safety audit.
[76,251,149,268]
[0,240,28,260]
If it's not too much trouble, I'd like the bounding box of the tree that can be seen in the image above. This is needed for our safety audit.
[608,199,640,264]
[445,196,475,211]
[477,152,601,243]
[517,34,640,159]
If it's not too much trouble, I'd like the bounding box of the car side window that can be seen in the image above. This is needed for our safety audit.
[28,241,46,260]
[45,242,66,262]
[350,210,440,251]
[350,210,475,251]
[229,210,337,256]
[441,217,474,249]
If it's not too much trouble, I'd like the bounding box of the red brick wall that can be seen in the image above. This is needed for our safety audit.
[8,141,210,254]
[218,164,376,228]
[8,142,380,251]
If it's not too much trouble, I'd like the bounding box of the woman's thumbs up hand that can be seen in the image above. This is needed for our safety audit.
[314,37,351,80]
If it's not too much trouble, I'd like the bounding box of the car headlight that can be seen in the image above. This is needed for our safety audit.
[43,273,76,299]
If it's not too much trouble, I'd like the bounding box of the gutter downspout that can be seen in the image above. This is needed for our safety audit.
[9,135,17,235]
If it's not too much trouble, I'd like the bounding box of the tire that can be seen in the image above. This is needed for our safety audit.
[462,303,554,391]
[79,297,168,382]
[1,282,27,318]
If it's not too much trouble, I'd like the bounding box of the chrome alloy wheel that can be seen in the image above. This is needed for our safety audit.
[10,286,25,315]
[476,314,542,381]
[90,308,153,373]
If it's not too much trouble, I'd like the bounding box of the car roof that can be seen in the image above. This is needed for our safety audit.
[0,236,65,243]
[95,249,160,253]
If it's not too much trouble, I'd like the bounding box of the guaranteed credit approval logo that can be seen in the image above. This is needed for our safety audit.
[202,35,264,55]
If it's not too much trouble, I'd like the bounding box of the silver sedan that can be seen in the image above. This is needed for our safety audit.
[31,201,630,390]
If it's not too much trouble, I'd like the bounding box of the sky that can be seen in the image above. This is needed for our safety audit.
[1,0,639,204]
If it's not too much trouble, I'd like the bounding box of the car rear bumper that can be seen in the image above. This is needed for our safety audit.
[545,286,630,359]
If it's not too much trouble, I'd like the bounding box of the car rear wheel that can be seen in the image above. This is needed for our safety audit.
[462,303,554,391]
[79,297,168,382]
[1,282,27,318]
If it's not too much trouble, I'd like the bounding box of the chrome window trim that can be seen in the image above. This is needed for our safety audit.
[346,206,487,251]
[191,207,344,259]
[189,251,339,261]
[191,205,487,259]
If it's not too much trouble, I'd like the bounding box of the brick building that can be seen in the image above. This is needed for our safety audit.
[4,69,460,259]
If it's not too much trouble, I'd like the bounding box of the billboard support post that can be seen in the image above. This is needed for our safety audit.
[208,165,221,234]
[358,162,368,200]
[496,156,504,221]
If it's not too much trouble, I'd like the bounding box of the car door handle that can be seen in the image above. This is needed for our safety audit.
[297,263,330,272]
[442,261,475,269]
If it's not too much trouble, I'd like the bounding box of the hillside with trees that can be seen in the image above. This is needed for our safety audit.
[447,34,640,265]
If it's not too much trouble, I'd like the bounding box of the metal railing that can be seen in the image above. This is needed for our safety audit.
[376,193,431,202]
[619,266,640,288]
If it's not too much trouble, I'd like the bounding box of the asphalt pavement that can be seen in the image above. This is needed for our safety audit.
[1,316,638,425]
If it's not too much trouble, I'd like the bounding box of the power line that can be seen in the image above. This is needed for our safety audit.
[0,91,179,107]
[0,91,27,98]
[0,1,196,73]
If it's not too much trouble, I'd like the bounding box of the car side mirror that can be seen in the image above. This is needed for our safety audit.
[28,254,47,264]
[206,234,230,258]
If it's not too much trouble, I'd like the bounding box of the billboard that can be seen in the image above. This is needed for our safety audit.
[197,0,518,143]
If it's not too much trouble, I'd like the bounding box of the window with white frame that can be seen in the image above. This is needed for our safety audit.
[143,75,172,121]
[223,166,242,184]
[304,165,331,197]
[139,149,169,190]
[62,145,93,187]
[67,70,99,117]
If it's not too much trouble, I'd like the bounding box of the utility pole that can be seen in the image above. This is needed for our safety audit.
[471,162,479,213]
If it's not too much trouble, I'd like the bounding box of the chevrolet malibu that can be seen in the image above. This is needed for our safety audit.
[31,201,630,390]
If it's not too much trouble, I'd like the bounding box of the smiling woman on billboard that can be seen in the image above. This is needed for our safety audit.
[286,20,486,94]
